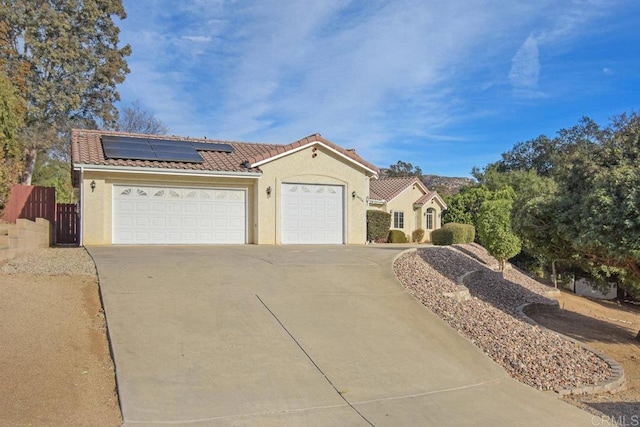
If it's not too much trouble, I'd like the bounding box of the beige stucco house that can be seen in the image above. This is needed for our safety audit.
[71,129,378,245]
[369,177,447,242]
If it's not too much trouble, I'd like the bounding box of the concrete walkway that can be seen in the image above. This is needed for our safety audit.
[89,245,594,426]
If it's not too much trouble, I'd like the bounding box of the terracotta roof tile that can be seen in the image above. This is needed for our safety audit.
[369,177,426,202]
[71,129,378,176]
[415,191,437,205]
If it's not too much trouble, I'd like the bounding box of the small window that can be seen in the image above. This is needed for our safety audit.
[425,208,435,230]
[393,211,404,229]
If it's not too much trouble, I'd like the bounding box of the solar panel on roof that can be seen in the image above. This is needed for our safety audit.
[190,142,234,153]
[103,147,159,161]
[153,150,204,163]
[101,135,204,163]
[150,143,195,154]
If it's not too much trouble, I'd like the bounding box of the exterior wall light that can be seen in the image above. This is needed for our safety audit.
[266,186,272,196]
[90,180,96,192]
[352,191,357,199]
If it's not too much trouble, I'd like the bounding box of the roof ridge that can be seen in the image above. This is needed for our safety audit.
[71,128,280,147]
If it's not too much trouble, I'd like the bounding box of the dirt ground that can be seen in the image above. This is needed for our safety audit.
[0,272,121,426]
[529,289,640,421]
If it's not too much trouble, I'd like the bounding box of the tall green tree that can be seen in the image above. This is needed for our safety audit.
[553,113,640,296]
[0,71,25,210]
[477,198,522,271]
[479,117,606,178]
[0,0,131,184]
[442,185,493,225]
[512,194,574,286]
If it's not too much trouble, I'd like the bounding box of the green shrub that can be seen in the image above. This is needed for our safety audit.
[432,223,475,245]
[366,210,391,242]
[388,229,409,243]
[431,228,453,245]
[443,222,475,243]
[412,228,425,243]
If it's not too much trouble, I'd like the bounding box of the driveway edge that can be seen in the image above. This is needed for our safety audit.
[84,247,125,421]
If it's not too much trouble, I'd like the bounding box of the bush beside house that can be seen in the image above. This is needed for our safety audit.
[432,223,475,245]
[412,228,425,243]
[366,210,391,242]
[388,229,409,243]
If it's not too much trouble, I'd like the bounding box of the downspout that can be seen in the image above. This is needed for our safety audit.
[78,167,84,246]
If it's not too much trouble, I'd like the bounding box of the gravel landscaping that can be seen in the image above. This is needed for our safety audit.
[394,245,614,392]
[1,247,97,276]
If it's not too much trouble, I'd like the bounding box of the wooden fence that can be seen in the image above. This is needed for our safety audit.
[2,184,79,245]
[1,185,56,224]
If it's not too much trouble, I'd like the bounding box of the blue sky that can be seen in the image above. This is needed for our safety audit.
[115,0,640,177]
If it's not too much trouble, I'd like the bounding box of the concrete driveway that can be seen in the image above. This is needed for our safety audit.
[89,245,593,426]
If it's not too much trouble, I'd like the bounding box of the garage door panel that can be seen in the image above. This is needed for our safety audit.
[199,204,213,213]
[282,183,343,244]
[117,215,134,227]
[113,185,246,244]
[151,203,166,212]
[183,203,198,213]
[167,203,182,213]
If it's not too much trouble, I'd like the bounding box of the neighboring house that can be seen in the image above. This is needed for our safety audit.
[368,177,447,242]
[71,129,378,245]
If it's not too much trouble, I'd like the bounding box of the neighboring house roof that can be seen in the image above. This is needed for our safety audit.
[368,176,427,202]
[368,188,385,203]
[415,190,448,209]
[71,129,378,176]
[368,176,448,209]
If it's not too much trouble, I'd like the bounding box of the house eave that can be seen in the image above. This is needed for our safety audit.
[368,199,386,205]
[72,163,262,179]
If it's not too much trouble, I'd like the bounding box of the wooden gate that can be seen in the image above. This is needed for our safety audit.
[56,204,79,245]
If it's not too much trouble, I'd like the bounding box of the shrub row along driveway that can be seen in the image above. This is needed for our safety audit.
[89,245,593,426]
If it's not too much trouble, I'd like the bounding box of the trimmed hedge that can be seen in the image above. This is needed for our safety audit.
[367,210,391,242]
[388,229,409,243]
[412,228,425,243]
[432,223,475,245]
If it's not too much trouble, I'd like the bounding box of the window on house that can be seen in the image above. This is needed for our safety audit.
[425,208,435,229]
[393,211,404,229]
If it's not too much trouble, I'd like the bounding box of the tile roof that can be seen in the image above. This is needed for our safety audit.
[415,191,437,205]
[71,129,378,175]
[369,177,426,202]
[71,129,280,173]
[246,133,378,173]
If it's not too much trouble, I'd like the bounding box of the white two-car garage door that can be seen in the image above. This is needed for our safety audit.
[112,185,246,244]
[281,183,344,244]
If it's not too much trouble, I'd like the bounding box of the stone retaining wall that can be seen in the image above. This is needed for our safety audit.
[0,218,52,263]
[516,302,627,396]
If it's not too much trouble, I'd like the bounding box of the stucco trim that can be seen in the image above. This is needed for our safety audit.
[73,163,262,178]
[250,142,378,175]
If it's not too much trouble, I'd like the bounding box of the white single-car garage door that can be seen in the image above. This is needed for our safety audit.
[281,183,344,244]
[113,185,246,244]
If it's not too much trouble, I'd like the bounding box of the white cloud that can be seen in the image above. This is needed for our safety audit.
[117,0,627,169]
[507,0,614,97]
[182,35,212,43]
[509,35,541,94]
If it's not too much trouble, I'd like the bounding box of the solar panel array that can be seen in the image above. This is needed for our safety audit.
[101,135,234,163]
